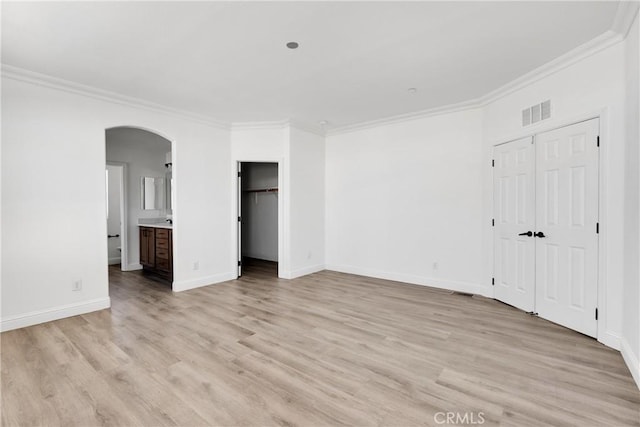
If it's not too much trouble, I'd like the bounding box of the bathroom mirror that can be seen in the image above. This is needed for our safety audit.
[141,176,165,210]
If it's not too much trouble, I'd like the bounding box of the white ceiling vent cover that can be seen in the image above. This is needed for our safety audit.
[522,100,551,127]
[531,104,541,123]
[541,100,551,120]
[522,108,531,126]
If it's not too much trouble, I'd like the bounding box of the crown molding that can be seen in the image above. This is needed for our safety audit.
[231,119,290,132]
[1,64,230,130]
[288,119,326,137]
[231,118,326,137]
[612,1,640,37]
[328,29,625,137]
[326,98,481,136]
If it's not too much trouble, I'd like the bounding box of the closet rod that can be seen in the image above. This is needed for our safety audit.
[244,188,278,193]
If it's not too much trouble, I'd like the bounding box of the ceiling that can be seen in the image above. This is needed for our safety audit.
[1,1,622,131]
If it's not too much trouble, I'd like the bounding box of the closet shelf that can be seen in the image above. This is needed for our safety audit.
[243,188,278,193]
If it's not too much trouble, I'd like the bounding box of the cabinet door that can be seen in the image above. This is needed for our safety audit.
[140,227,155,267]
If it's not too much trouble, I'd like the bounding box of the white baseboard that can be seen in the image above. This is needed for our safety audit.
[172,272,236,292]
[108,257,121,265]
[621,337,640,389]
[280,264,325,279]
[598,330,621,351]
[325,264,491,297]
[123,263,143,271]
[1,297,111,332]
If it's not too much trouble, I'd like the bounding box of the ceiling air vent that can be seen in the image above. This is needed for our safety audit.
[522,100,551,127]
[541,100,551,120]
[531,104,541,123]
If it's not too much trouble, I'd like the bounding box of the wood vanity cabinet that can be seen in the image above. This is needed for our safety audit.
[139,227,155,267]
[139,226,173,281]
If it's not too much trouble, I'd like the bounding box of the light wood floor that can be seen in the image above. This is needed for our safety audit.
[2,263,639,426]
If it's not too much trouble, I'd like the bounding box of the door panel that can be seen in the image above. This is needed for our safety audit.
[237,162,242,277]
[493,137,536,312]
[535,119,599,337]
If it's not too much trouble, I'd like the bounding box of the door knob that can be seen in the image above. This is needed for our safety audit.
[534,231,546,238]
[518,231,533,237]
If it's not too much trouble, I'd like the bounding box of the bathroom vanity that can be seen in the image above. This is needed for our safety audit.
[139,224,173,282]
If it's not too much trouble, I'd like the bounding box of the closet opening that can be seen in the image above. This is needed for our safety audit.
[238,162,279,278]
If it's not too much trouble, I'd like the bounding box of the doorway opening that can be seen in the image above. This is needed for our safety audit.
[238,162,279,278]
[106,163,126,268]
[105,126,174,294]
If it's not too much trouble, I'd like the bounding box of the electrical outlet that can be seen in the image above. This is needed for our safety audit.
[307,251,312,260]
[433,262,439,271]
[72,280,82,291]
[193,261,199,271]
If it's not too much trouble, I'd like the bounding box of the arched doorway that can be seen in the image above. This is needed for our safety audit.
[105,126,174,289]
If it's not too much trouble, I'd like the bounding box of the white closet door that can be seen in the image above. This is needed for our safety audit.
[535,119,599,337]
[237,162,243,277]
[494,137,536,312]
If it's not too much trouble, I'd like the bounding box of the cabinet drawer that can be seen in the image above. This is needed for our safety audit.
[156,258,171,272]
[156,248,169,259]
[155,238,169,249]
[155,229,170,239]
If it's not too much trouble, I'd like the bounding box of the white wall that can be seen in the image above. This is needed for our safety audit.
[1,76,232,329]
[171,120,232,292]
[288,127,325,278]
[482,42,626,350]
[106,128,170,270]
[232,127,287,160]
[106,164,122,264]
[326,109,486,295]
[622,10,640,387]
[241,162,278,262]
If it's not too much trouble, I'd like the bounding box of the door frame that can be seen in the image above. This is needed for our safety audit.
[491,108,611,347]
[106,161,128,270]
[232,159,285,279]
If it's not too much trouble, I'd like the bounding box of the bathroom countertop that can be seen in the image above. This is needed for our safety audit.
[139,223,173,229]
